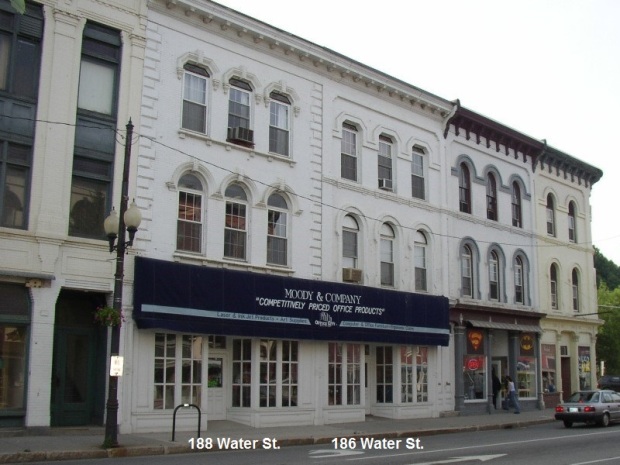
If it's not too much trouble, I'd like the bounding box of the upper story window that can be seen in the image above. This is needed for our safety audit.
[572,268,580,312]
[269,92,290,156]
[380,223,395,287]
[568,201,577,243]
[267,192,288,266]
[489,250,500,301]
[177,173,203,253]
[550,264,559,310]
[377,135,393,191]
[342,214,360,280]
[182,63,209,133]
[459,163,471,214]
[0,141,30,229]
[227,78,253,146]
[341,123,358,182]
[546,194,556,236]
[461,244,474,298]
[486,173,497,221]
[514,255,525,304]
[411,145,425,200]
[0,3,43,100]
[224,183,248,260]
[512,182,522,228]
[414,231,428,292]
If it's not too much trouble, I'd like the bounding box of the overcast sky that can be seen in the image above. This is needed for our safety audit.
[215,0,620,265]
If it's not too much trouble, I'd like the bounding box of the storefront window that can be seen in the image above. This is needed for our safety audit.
[328,342,360,406]
[208,358,222,388]
[376,346,393,403]
[541,344,556,392]
[518,333,537,398]
[400,346,428,403]
[232,338,251,407]
[579,346,592,390]
[464,329,486,401]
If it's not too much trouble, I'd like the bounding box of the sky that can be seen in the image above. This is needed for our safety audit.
[215,0,620,265]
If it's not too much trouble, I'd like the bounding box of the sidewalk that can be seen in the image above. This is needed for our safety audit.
[0,408,556,463]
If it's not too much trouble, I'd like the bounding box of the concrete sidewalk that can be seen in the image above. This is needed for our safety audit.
[0,408,556,463]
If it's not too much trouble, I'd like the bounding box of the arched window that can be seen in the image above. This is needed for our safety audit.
[224,183,248,260]
[489,250,500,300]
[342,215,360,282]
[341,123,358,181]
[177,173,203,252]
[227,78,253,146]
[380,223,395,286]
[550,264,559,309]
[486,173,497,221]
[461,244,474,297]
[267,193,288,266]
[568,202,577,243]
[411,145,426,200]
[182,63,209,133]
[572,268,580,312]
[269,92,290,156]
[512,182,522,228]
[378,135,393,191]
[414,231,428,291]
[515,256,524,304]
[546,194,556,236]
[459,163,471,213]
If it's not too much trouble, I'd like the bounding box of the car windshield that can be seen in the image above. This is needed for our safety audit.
[568,391,599,403]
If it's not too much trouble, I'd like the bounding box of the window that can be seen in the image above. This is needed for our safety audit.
[411,146,425,200]
[414,231,427,292]
[269,92,290,156]
[461,245,474,297]
[182,63,208,133]
[459,163,471,213]
[512,182,522,228]
[489,250,500,301]
[232,338,251,407]
[515,256,524,304]
[154,333,203,409]
[380,223,395,286]
[342,214,359,269]
[224,184,248,260]
[267,193,288,266]
[227,78,253,146]
[568,202,577,243]
[546,194,555,236]
[341,123,357,181]
[572,268,580,312]
[328,342,361,405]
[486,173,497,221]
[550,264,558,310]
[376,346,393,403]
[259,340,298,407]
[378,135,392,190]
[0,142,30,229]
[177,174,203,253]
[69,23,120,239]
[401,346,428,403]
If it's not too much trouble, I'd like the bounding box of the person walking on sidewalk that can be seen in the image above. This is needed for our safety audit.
[505,375,521,414]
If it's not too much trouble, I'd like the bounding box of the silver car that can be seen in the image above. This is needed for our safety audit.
[555,390,620,428]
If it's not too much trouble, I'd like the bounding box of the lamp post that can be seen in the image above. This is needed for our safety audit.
[102,119,141,448]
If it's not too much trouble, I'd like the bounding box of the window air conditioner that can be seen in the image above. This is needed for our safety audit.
[378,178,393,191]
[342,267,363,283]
[227,126,254,144]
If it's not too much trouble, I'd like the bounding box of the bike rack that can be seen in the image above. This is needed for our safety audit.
[171,403,201,442]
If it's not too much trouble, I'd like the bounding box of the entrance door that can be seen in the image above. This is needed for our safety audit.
[51,290,106,427]
[207,354,226,420]
[561,357,572,402]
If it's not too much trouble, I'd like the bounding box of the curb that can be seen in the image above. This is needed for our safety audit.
[0,418,554,463]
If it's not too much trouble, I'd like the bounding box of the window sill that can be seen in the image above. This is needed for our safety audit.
[172,252,295,276]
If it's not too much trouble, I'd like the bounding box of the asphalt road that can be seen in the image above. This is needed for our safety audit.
[24,421,620,465]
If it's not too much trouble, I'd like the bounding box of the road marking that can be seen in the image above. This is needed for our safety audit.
[405,454,506,465]
[310,449,365,459]
[571,457,620,465]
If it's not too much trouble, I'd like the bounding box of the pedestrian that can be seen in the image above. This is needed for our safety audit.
[505,375,521,414]
[492,369,501,409]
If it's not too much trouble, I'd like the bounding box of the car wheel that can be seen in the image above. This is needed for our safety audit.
[563,420,573,428]
[599,413,610,427]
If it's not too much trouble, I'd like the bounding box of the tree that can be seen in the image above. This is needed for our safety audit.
[596,283,620,374]
[10,0,25,14]
[594,246,620,290]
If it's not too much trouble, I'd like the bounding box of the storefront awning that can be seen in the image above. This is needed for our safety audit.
[467,319,542,333]
[133,257,450,346]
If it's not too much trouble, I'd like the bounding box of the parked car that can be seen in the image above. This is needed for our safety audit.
[555,390,620,428]
[598,375,620,391]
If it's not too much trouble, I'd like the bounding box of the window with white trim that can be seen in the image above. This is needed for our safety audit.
[224,183,248,260]
[401,346,428,403]
[177,173,203,253]
[258,339,298,408]
[411,145,425,200]
[328,342,361,405]
[486,173,497,221]
[269,92,290,156]
[182,63,208,133]
[342,214,359,269]
[550,264,558,310]
[376,346,393,403]
[380,223,395,287]
[227,78,253,146]
[546,194,556,236]
[489,250,500,301]
[512,182,522,228]
[568,202,577,243]
[515,256,524,304]
[461,245,474,297]
[378,135,393,190]
[232,338,251,407]
[267,193,288,266]
[459,163,471,213]
[341,123,358,181]
[572,268,580,312]
[414,231,428,292]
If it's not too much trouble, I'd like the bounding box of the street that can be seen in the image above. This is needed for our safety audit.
[24,422,620,465]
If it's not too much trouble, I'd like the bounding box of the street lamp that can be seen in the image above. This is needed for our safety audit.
[102,119,141,448]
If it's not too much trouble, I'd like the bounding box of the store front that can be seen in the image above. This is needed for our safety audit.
[130,257,451,430]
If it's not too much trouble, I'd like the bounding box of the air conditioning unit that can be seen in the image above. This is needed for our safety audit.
[227,126,254,144]
[342,267,363,283]
[378,178,393,191]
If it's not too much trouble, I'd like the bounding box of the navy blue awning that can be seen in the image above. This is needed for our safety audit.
[133,257,450,346]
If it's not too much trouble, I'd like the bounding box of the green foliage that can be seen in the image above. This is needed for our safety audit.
[594,246,620,290]
[10,0,25,15]
[596,283,620,374]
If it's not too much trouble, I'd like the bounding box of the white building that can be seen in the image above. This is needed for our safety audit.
[0,0,145,428]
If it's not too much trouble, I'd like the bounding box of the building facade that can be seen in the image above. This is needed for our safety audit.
[0,0,145,428]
